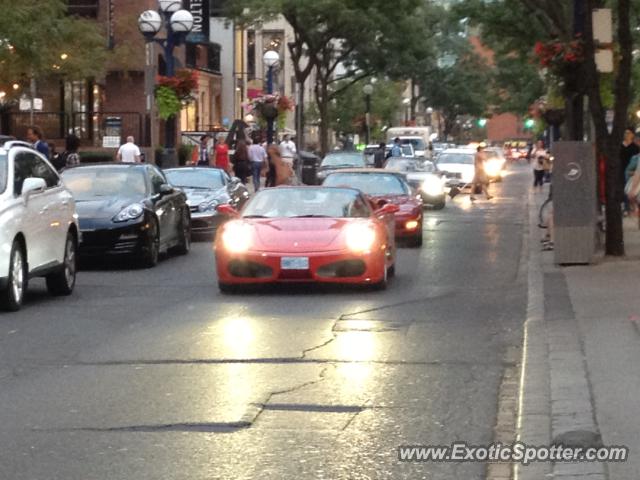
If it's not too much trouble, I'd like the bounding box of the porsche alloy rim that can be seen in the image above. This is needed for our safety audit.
[11,249,24,304]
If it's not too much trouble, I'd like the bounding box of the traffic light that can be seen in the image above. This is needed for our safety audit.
[524,118,535,129]
[477,118,488,128]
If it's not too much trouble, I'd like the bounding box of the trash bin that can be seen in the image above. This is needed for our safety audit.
[299,151,321,185]
[551,141,597,265]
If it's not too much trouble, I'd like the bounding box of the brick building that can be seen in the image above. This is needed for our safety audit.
[3,0,223,152]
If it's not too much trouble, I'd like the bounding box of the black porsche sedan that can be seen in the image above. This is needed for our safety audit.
[163,166,250,237]
[62,163,191,267]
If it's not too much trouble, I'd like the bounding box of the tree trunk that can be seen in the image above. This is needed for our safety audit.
[564,92,584,141]
[316,80,330,156]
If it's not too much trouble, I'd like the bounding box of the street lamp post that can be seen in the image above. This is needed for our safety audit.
[363,84,374,145]
[263,50,280,145]
[402,98,411,126]
[138,1,194,167]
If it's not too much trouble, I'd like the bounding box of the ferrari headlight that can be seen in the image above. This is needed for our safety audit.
[221,222,252,253]
[113,203,144,222]
[199,198,220,212]
[484,159,503,177]
[422,176,444,196]
[345,223,377,253]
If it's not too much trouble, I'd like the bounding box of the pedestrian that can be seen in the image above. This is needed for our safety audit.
[248,138,267,192]
[531,140,548,192]
[470,144,493,201]
[374,142,386,168]
[195,135,211,166]
[387,137,402,159]
[117,136,141,163]
[26,126,50,159]
[620,128,639,213]
[279,135,297,168]
[215,135,231,172]
[233,139,251,184]
[269,144,296,186]
[53,134,81,171]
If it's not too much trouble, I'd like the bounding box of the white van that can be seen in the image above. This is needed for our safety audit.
[385,127,433,158]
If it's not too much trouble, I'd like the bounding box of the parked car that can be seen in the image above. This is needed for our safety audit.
[315,151,367,184]
[164,167,250,237]
[323,169,424,247]
[384,157,446,209]
[0,143,79,311]
[214,186,398,292]
[61,163,191,267]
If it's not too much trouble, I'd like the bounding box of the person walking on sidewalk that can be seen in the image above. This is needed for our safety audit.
[233,139,251,185]
[248,139,267,192]
[621,128,639,214]
[470,144,493,201]
[531,140,549,192]
[279,135,297,168]
[26,126,50,159]
[117,136,141,163]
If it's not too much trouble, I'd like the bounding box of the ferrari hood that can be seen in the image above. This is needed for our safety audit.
[246,218,349,253]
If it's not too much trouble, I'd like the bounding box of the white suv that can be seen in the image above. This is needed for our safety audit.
[0,145,79,311]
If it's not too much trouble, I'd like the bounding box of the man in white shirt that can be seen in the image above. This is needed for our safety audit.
[248,139,267,192]
[279,135,297,167]
[117,136,141,163]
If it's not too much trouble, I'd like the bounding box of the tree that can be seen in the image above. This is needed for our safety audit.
[0,0,107,100]
[328,78,405,141]
[460,0,637,256]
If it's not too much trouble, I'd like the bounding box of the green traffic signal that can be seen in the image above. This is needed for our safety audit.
[524,119,535,129]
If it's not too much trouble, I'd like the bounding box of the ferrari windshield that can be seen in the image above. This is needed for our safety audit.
[323,172,409,196]
[243,187,370,218]
[437,153,475,165]
[62,167,148,200]
[165,168,225,190]
[0,153,6,194]
[320,153,366,168]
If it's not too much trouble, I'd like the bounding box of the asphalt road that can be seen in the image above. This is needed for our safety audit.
[0,165,530,480]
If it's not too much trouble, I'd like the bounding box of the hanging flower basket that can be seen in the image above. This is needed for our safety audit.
[244,93,295,129]
[533,37,585,76]
[542,108,566,126]
[155,69,198,120]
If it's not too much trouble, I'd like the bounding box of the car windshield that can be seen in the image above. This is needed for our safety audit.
[402,138,426,151]
[62,167,147,201]
[321,153,365,168]
[385,158,435,172]
[242,188,370,218]
[324,173,409,196]
[0,153,6,193]
[438,153,475,165]
[165,169,225,190]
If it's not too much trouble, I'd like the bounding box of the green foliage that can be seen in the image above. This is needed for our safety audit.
[0,0,107,92]
[328,79,404,140]
[178,144,194,166]
[155,86,182,120]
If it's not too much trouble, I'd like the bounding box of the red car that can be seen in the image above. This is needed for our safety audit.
[214,187,398,292]
[322,169,424,247]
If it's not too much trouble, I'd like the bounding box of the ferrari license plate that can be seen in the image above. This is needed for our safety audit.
[281,257,310,270]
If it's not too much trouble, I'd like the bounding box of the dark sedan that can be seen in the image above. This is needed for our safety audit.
[315,151,367,184]
[164,167,250,237]
[62,163,191,267]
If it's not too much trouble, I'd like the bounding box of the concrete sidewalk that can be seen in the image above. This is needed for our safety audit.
[516,188,640,480]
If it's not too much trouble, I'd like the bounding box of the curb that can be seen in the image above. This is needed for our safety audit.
[515,189,604,480]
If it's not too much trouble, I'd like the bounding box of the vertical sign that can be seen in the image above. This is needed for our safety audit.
[185,0,210,44]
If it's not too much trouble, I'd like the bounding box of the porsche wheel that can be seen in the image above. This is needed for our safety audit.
[407,231,423,248]
[170,209,191,256]
[141,217,160,268]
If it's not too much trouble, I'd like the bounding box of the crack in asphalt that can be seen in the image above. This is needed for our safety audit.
[36,422,252,434]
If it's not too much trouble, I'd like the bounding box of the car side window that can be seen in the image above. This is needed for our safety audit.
[149,167,166,194]
[31,155,60,188]
[13,152,33,195]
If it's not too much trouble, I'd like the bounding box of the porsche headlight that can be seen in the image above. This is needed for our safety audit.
[221,222,252,253]
[484,159,503,177]
[422,176,444,196]
[113,203,144,223]
[345,223,377,253]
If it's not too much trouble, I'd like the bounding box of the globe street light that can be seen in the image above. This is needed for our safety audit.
[137,1,194,167]
[263,50,280,144]
[363,84,374,145]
